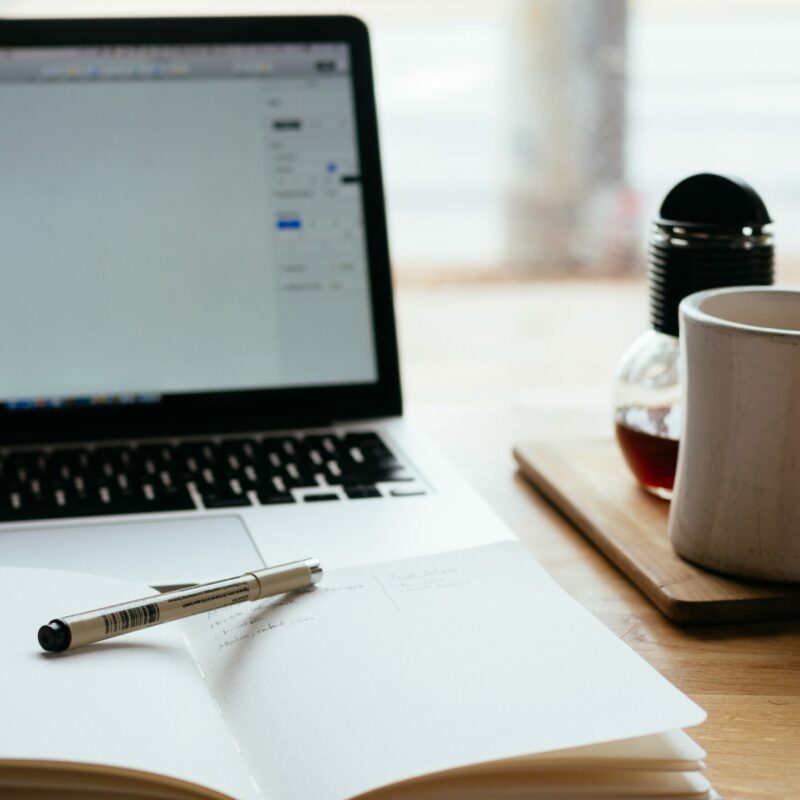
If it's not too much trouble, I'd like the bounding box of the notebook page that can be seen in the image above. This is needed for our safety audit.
[182,541,705,800]
[0,567,256,800]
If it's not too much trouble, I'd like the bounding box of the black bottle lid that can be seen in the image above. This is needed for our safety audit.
[649,173,774,337]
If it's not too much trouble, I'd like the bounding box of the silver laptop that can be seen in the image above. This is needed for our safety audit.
[0,16,510,585]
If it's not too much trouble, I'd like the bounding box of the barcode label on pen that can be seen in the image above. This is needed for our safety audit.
[103,603,160,635]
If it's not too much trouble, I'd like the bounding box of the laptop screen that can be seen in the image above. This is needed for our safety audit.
[0,41,378,413]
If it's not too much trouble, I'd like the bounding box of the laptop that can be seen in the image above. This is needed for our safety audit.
[0,16,511,586]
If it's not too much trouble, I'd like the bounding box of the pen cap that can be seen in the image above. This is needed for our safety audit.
[38,620,71,652]
[251,558,322,599]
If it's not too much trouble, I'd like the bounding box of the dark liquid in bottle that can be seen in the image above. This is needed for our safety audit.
[615,406,679,499]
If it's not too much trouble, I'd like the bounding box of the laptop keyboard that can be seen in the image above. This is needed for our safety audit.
[0,431,426,523]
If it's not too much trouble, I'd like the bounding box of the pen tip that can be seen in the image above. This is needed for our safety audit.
[306,558,323,584]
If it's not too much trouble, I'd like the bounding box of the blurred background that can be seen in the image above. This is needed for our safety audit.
[4,0,799,280]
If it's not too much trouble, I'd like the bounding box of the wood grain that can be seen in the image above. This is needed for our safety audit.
[397,280,800,799]
[512,439,800,624]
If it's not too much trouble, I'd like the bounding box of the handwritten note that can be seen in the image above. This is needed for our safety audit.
[384,565,471,593]
[209,591,319,651]
[206,566,474,653]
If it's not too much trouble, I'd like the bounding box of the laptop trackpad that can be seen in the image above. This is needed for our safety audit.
[0,515,264,587]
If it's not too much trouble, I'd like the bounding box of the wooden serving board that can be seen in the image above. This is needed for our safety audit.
[513,438,800,625]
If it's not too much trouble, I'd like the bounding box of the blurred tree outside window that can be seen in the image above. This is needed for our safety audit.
[3,0,799,277]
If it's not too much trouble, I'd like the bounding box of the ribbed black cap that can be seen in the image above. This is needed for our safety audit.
[649,173,774,336]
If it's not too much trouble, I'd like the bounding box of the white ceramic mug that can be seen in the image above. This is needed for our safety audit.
[668,286,800,582]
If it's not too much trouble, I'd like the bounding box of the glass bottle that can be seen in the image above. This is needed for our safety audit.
[614,330,681,499]
[614,173,773,499]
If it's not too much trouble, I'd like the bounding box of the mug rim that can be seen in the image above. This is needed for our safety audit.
[680,286,800,337]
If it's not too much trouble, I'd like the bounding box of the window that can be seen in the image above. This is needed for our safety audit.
[4,0,798,276]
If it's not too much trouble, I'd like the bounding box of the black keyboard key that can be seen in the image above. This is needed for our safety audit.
[344,485,381,499]
[303,493,340,503]
[342,432,393,457]
[323,460,344,482]
[240,464,260,488]
[70,474,90,499]
[259,447,284,470]
[255,485,295,505]
[221,452,245,474]
[334,467,415,486]
[177,455,201,479]
[281,462,318,489]
[149,486,196,513]
[339,434,407,479]
[93,457,118,481]
[263,474,287,494]
[139,459,160,478]
[198,442,222,464]
[305,447,326,469]
[43,461,67,483]
[195,466,216,486]
[202,494,252,509]
[195,474,250,509]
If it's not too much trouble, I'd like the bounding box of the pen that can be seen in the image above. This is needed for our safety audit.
[37,558,322,653]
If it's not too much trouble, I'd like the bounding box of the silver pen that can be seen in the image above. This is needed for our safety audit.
[37,558,322,653]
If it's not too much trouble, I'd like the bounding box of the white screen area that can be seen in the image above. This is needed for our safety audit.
[0,45,378,403]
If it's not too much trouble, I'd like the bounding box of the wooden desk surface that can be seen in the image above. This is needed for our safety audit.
[395,278,800,800]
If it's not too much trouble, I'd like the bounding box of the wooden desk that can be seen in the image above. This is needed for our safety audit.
[395,278,800,800]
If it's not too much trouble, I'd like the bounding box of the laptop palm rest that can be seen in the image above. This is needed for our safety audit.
[0,516,264,588]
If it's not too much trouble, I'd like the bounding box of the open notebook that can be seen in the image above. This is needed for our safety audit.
[0,543,712,799]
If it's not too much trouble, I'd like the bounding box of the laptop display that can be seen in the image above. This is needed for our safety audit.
[0,18,400,444]
[0,42,378,406]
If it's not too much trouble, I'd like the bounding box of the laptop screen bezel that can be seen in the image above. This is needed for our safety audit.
[0,15,401,445]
